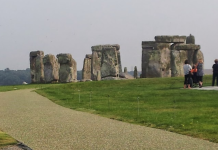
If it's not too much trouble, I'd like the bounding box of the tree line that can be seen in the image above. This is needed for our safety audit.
[0,68,83,86]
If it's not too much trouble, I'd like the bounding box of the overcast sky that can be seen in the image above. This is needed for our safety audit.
[1,0,218,71]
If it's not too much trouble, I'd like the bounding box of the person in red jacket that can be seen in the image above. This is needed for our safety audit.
[191,65,198,87]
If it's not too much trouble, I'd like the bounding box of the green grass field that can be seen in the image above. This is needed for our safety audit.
[34,75,218,143]
[0,130,17,148]
[0,75,218,145]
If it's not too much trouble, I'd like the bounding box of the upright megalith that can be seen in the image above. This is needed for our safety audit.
[134,66,138,79]
[141,41,171,78]
[30,50,45,83]
[82,54,92,81]
[101,46,119,78]
[91,44,122,80]
[142,35,204,78]
[186,34,195,44]
[43,54,59,83]
[57,53,77,83]
[91,45,103,81]
[124,67,127,73]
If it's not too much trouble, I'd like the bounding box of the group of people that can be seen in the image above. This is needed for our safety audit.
[183,59,218,89]
[183,59,203,89]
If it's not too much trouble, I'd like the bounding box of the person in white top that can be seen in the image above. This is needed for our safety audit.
[183,60,192,89]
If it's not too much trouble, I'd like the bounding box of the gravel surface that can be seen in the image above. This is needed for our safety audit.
[0,89,218,150]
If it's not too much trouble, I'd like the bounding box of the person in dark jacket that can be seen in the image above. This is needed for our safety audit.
[212,59,218,86]
[196,59,204,88]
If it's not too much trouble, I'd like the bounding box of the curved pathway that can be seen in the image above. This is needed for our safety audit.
[0,89,218,150]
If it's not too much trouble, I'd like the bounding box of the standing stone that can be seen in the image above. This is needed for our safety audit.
[171,43,201,76]
[30,51,45,83]
[57,53,77,83]
[141,42,171,78]
[97,70,101,81]
[134,66,138,79]
[43,54,59,83]
[124,67,127,73]
[112,44,122,73]
[170,50,187,77]
[186,34,195,44]
[82,54,92,80]
[101,47,119,78]
[91,45,102,81]
[91,44,122,80]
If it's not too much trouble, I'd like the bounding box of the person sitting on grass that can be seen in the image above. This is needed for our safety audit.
[183,60,192,89]
[212,59,218,86]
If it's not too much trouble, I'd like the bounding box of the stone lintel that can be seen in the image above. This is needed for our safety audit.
[155,35,186,43]
[92,44,120,51]
[102,47,116,51]
[30,50,44,57]
[56,53,72,64]
[86,54,92,59]
[43,54,56,64]
[173,44,200,50]
[111,44,120,50]
[142,41,170,50]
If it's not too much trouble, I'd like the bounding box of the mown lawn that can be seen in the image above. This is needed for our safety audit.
[34,75,218,143]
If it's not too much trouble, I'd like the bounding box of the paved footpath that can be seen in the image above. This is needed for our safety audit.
[0,89,218,150]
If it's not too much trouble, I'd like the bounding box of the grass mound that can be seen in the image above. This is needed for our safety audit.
[0,130,17,148]
[35,75,218,143]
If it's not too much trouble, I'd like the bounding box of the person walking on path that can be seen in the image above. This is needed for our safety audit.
[183,60,192,89]
[196,59,204,88]
[212,59,218,86]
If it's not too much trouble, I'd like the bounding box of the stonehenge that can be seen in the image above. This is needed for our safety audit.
[141,34,204,78]
[29,34,204,83]
[30,51,77,83]
[82,44,122,81]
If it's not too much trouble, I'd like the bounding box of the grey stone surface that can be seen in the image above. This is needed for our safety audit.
[172,44,200,50]
[155,35,186,43]
[82,54,92,80]
[186,34,195,44]
[43,54,59,83]
[101,47,119,78]
[29,51,45,83]
[91,44,122,80]
[91,49,102,81]
[134,66,138,78]
[142,42,171,78]
[56,53,77,83]
[97,70,101,81]
[124,67,127,73]
[142,35,204,78]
